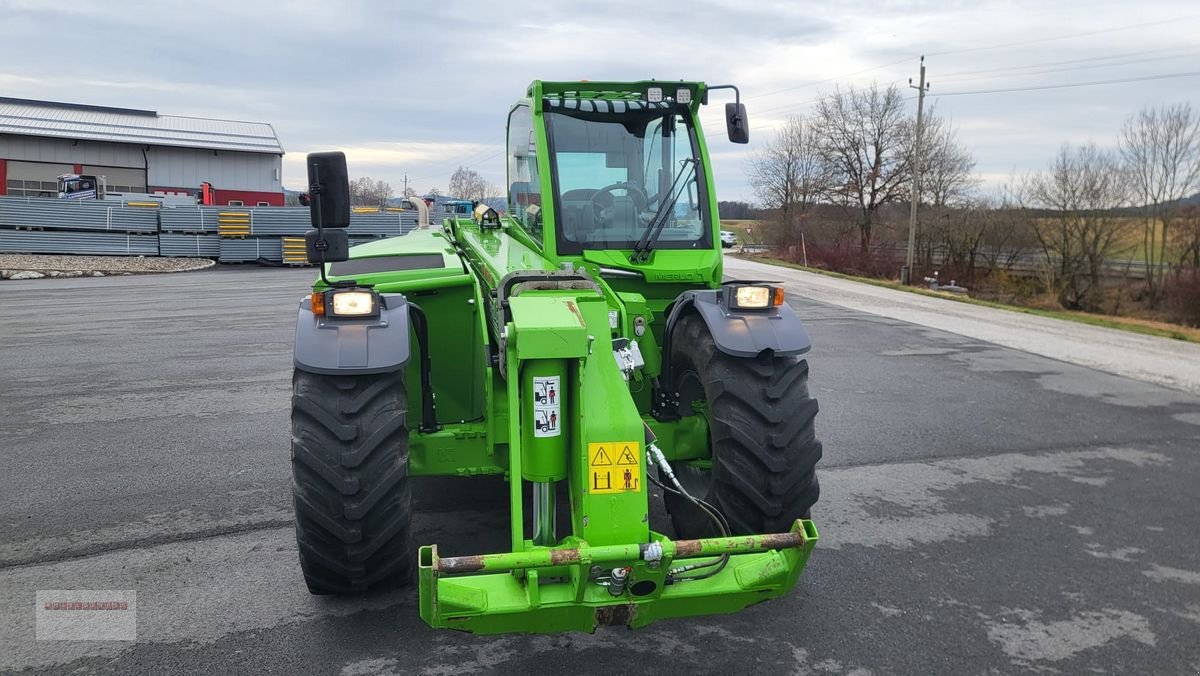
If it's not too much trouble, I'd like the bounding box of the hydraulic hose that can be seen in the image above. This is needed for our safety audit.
[407,303,439,433]
[647,441,730,582]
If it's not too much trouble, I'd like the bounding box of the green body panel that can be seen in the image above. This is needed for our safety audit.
[564,295,648,547]
[509,296,589,359]
[313,79,816,633]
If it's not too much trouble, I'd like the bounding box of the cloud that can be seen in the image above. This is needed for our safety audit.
[0,1,1197,201]
[280,141,502,190]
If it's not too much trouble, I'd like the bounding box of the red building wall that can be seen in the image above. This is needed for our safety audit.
[214,188,285,207]
[0,159,7,196]
[150,186,284,207]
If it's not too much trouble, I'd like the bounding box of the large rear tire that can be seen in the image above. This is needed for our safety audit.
[664,313,821,538]
[291,369,414,594]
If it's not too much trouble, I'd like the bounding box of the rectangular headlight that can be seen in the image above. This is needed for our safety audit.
[328,290,378,317]
[735,286,772,308]
[725,284,784,310]
[647,86,663,103]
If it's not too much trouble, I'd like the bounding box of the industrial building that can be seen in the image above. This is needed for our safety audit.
[0,97,285,206]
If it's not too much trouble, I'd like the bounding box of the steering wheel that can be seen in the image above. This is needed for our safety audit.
[590,182,649,212]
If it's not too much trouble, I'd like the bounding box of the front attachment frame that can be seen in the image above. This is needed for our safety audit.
[419,519,818,634]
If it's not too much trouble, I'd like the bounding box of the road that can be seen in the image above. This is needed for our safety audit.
[1,261,1199,675]
[725,255,1200,395]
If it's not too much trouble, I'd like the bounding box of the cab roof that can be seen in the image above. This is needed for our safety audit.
[528,80,706,113]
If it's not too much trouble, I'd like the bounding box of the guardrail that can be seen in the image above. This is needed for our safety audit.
[0,196,419,263]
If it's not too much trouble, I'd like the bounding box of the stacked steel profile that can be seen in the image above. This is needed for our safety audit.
[0,197,160,256]
[0,196,419,263]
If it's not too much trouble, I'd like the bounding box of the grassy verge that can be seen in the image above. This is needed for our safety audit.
[732,254,1200,344]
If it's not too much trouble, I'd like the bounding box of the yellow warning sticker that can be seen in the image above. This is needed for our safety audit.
[588,442,641,494]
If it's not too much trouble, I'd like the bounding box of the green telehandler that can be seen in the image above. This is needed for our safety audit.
[290,80,822,634]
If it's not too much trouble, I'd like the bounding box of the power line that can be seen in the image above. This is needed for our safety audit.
[929,70,1200,97]
[925,15,1198,57]
[745,56,916,101]
[706,55,1198,131]
[935,46,1185,79]
[936,49,1200,84]
[705,68,1199,138]
[741,15,1197,109]
[405,147,505,188]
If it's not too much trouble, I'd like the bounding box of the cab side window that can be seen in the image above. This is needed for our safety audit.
[507,105,543,242]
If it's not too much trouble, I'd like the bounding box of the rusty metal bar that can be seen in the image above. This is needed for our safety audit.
[435,520,809,575]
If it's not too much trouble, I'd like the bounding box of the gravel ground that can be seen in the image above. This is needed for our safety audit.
[725,255,1200,395]
[0,254,214,278]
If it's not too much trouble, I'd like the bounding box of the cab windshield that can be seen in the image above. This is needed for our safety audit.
[545,100,710,254]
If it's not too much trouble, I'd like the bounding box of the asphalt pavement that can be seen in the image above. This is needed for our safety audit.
[1,262,1199,675]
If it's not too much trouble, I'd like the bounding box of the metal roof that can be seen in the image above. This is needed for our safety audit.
[0,97,283,154]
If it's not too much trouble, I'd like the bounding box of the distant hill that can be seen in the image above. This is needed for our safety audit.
[1112,192,1200,216]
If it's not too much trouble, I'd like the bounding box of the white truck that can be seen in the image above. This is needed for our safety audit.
[56,174,213,206]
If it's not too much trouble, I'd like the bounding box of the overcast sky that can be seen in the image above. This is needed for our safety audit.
[1,1,1197,202]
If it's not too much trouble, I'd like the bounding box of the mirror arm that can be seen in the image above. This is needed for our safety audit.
[704,84,741,106]
[308,163,337,289]
[308,165,360,289]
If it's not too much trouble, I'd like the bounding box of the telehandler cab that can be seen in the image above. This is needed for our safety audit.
[291,80,822,634]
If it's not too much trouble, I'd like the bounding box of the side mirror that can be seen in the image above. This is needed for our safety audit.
[306,151,350,229]
[305,227,349,264]
[726,102,750,144]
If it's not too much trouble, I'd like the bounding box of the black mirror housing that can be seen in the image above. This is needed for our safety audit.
[305,227,349,264]
[726,103,750,144]
[306,151,350,228]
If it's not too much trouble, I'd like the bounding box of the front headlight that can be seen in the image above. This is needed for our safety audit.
[724,284,784,310]
[329,290,378,317]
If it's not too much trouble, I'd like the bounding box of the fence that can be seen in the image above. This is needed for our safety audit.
[0,196,420,264]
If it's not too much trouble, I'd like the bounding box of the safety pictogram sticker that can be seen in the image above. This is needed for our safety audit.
[588,442,641,494]
[532,376,560,438]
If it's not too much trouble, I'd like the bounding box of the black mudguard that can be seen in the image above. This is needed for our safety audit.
[293,293,411,375]
[681,289,812,358]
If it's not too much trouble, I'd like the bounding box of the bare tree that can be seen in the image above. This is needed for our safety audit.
[978,184,1038,276]
[448,166,500,202]
[1027,143,1132,311]
[747,115,830,245]
[920,113,979,207]
[1177,204,1200,271]
[1118,102,1200,304]
[814,83,912,252]
[349,177,393,207]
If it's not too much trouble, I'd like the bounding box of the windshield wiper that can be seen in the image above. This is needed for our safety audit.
[631,158,696,262]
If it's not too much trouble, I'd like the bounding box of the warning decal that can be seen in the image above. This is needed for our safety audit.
[532,376,560,438]
[590,446,612,467]
[588,442,641,494]
[617,446,638,465]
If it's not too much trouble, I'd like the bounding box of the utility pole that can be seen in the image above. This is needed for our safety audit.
[403,173,409,197]
[902,55,929,285]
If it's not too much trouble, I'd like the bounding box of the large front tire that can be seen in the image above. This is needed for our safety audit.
[291,369,414,594]
[664,313,821,538]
